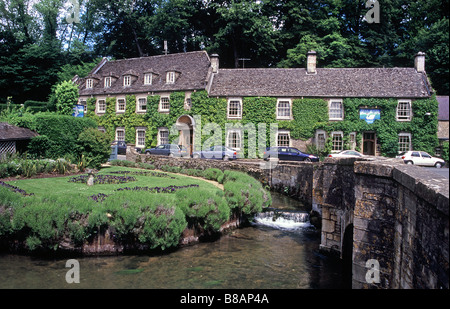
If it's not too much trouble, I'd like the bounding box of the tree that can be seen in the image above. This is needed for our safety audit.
[54,80,78,115]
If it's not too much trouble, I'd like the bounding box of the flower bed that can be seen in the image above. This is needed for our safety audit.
[68,174,137,184]
[0,181,34,196]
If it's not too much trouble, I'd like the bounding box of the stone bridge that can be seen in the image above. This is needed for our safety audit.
[128,149,449,289]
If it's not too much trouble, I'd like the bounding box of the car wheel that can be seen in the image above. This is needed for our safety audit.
[435,162,443,168]
[168,153,174,158]
[223,155,229,161]
[304,158,311,162]
[193,153,200,159]
[405,161,414,165]
[145,151,151,155]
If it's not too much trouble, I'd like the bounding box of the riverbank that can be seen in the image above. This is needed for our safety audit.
[0,164,271,256]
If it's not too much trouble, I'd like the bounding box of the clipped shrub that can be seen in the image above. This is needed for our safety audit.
[77,127,112,168]
[27,135,52,159]
[176,187,230,231]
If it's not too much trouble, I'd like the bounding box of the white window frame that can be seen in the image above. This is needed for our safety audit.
[115,127,125,142]
[226,129,242,150]
[96,98,106,114]
[136,96,147,113]
[276,130,291,147]
[144,73,152,85]
[398,132,412,153]
[123,75,131,87]
[329,99,344,121]
[315,130,327,150]
[116,97,126,113]
[86,79,93,89]
[104,77,111,88]
[396,100,412,121]
[166,71,175,84]
[159,96,170,112]
[331,131,344,152]
[158,128,169,145]
[227,98,242,119]
[276,99,292,120]
[135,127,146,148]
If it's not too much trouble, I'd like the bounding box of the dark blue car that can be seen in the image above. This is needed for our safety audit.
[192,146,237,161]
[263,147,319,162]
[144,144,189,157]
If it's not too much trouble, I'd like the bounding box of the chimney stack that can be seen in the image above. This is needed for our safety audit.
[307,50,317,74]
[211,54,219,73]
[414,52,426,73]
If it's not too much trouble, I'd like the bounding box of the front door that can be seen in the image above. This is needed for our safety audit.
[363,132,376,156]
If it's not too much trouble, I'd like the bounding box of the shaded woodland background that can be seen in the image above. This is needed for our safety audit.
[1,0,448,106]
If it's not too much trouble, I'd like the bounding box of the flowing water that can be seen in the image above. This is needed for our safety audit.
[0,192,346,289]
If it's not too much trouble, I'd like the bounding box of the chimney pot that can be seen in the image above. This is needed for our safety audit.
[307,50,317,74]
[415,52,426,73]
[211,54,219,73]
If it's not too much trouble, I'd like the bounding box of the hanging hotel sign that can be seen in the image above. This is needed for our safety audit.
[359,109,380,124]
[72,105,84,117]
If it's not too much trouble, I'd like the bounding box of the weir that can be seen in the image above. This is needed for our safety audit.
[135,153,449,289]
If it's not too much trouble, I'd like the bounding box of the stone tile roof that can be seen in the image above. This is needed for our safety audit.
[78,51,211,96]
[208,67,431,98]
[0,122,39,141]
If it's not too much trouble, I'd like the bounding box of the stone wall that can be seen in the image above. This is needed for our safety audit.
[352,161,449,289]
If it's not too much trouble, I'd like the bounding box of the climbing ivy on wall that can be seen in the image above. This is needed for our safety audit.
[85,91,439,157]
[316,96,439,156]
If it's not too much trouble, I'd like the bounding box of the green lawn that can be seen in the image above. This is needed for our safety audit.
[5,166,221,199]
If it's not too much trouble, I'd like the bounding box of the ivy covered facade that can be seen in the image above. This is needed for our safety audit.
[77,51,439,158]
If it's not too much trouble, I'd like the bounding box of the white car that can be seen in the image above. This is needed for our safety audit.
[396,151,445,168]
[328,150,365,158]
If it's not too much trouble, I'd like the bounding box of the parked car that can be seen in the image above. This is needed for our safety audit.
[263,147,319,162]
[192,146,237,161]
[328,150,365,158]
[396,151,445,168]
[112,141,127,155]
[144,144,189,157]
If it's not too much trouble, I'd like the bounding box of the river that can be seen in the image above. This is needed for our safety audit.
[0,192,346,289]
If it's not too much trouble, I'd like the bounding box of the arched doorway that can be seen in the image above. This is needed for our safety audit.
[176,115,195,155]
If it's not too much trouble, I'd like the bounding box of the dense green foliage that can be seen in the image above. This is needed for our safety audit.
[76,128,112,168]
[0,165,271,252]
[54,80,79,115]
[1,0,448,108]
[1,112,97,159]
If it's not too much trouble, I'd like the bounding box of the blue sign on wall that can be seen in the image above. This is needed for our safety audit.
[72,105,84,117]
[360,109,380,124]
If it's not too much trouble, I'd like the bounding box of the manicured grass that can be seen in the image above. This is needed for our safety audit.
[5,166,221,200]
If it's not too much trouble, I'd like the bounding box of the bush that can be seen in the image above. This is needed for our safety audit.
[77,128,112,168]
[27,135,52,159]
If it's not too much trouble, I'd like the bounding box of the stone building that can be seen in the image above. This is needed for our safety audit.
[77,50,436,157]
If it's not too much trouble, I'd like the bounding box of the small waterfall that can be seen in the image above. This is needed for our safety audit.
[253,208,313,230]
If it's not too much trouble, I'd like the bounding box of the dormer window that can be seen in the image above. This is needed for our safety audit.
[144,73,152,85]
[166,71,175,84]
[123,75,131,87]
[104,77,111,88]
[86,79,93,89]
